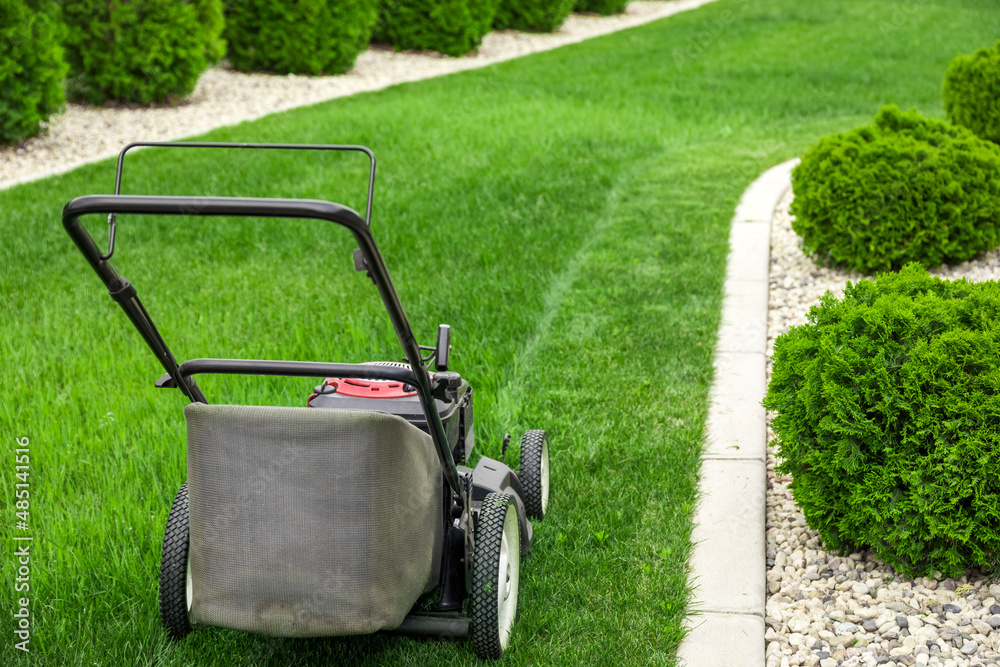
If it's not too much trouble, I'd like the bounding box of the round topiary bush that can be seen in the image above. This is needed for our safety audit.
[764,264,1000,578]
[0,0,67,144]
[790,105,1000,274]
[943,40,1000,144]
[375,0,495,57]
[224,0,376,75]
[494,0,575,32]
[61,0,222,105]
[574,0,629,16]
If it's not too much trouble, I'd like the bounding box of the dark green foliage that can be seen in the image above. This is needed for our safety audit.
[494,0,575,32]
[60,0,222,105]
[223,0,376,75]
[574,0,629,16]
[764,265,1000,578]
[471,0,502,38]
[790,105,1000,274]
[375,0,495,57]
[196,0,227,66]
[943,40,1000,144]
[0,0,67,144]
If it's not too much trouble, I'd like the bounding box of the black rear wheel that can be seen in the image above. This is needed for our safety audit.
[519,430,550,520]
[471,493,521,660]
[159,483,193,640]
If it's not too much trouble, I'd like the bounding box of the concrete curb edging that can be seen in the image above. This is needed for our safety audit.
[676,158,800,667]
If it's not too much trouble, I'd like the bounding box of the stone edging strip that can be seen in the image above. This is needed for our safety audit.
[676,158,800,667]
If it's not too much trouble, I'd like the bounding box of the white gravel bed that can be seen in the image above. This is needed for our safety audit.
[0,0,713,191]
[765,190,1000,667]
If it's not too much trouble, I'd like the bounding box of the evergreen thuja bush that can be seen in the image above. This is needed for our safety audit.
[494,0,575,33]
[60,0,223,105]
[764,265,1000,578]
[574,0,629,16]
[0,0,67,144]
[197,0,227,66]
[375,0,495,57]
[790,105,1000,274]
[943,40,1000,144]
[224,0,377,75]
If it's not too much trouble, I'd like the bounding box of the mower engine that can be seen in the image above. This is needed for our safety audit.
[308,361,474,466]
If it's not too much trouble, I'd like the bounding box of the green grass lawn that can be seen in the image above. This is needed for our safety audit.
[2,0,998,664]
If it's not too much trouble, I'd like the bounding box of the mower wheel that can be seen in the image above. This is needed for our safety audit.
[519,430,550,520]
[159,483,193,640]
[471,493,521,660]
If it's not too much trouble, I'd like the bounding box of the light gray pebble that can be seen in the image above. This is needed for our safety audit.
[836,622,859,635]
[961,640,978,655]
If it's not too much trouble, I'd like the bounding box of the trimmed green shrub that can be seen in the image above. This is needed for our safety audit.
[494,0,575,32]
[574,0,629,16]
[60,0,222,105]
[197,0,227,66]
[0,0,67,144]
[943,40,1000,144]
[375,0,495,57]
[471,0,502,38]
[790,105,1000,274]
[224,0,376,75]
[764,265,1000,578]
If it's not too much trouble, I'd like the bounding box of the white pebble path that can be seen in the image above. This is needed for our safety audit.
[765,191,1000,667]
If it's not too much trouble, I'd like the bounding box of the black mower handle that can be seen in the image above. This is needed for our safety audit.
[62,195,370,316]
[62,192,464,499]
[176,359,418,384]
[65,194,367,230]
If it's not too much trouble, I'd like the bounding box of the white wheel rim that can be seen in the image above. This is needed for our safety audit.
[497,505,520,648]
[540,439,550,513]
[185,550,193,614]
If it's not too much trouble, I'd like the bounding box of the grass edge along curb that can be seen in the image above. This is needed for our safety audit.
[676,159,799,667]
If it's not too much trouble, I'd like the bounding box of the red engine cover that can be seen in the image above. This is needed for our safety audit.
[324,377,417,399]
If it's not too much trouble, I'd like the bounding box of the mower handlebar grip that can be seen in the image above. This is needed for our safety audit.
[62,194,368,233]
[176,359,419,384]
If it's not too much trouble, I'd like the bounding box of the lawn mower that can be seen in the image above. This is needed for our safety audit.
[62,142,552,660]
